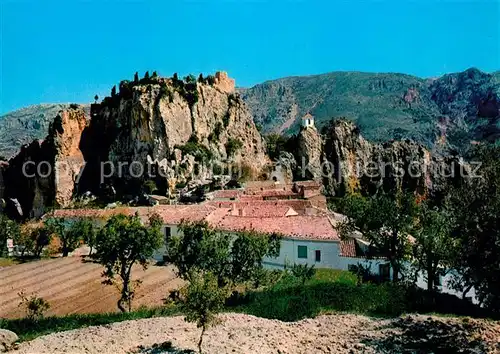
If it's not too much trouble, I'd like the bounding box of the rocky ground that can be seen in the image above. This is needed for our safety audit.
[12,313,500,354]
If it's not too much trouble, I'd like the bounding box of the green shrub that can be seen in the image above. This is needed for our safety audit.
[290,264,316,285]
[176,141,213,163]
[225,138,243,157]
[18,291,50,321]
[222,111,230,127]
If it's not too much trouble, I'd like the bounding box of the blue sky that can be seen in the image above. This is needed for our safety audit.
[0,0,498,114]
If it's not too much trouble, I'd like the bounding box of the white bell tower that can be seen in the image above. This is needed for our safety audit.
[301,113,315,128]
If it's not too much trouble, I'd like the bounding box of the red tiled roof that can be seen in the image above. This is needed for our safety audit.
[229,205,297,218]
[216,215,339,241]
[205,199,314,215]
[51,207,135,219]
[212,189,242,199]
[152,205,218,224]
[257,190,300,198]
[340,239,357,257]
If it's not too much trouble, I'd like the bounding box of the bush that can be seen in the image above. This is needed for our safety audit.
[225,138,243,157]
[290,264,316,285]
[18,291,50,321]
[176,141,213,163]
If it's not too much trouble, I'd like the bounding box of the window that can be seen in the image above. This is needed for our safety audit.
[379,264,390,281]
[297,245,308,259]
[315,250,321,262]
[164,227,171,239]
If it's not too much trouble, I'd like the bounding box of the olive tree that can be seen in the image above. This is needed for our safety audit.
[339,191,417,282]
[95,213,163,312]
[413,202,455,292]
[180,270,228,354]
[166,221,281,286]
[45,217,80,257]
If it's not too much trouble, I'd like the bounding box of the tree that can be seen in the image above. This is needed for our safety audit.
[111,85,117,97]
[339,191,417,282]
[0,215,19,257]
[180,270,228,354]
[95,213,163,312]
[31,226,51,258]
[166,221,231,284]
[45,218,80,257]
[134,72,139,84]
[413,202,454,292]
[15,224,36,258]
[151,71,158,79]
[166,221,281,286]
[94,94,99,103]
[144,71,150,80]
[446,146,500,310]
[229,229,281,284]
[71,219,98,256]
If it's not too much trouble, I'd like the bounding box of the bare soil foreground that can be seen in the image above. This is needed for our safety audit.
[14,313,500,354]
[0,256,181,318]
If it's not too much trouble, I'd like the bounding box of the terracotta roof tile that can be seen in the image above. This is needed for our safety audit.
[340,239,357,257]
[212,189,242,199]
[216,215,339,241]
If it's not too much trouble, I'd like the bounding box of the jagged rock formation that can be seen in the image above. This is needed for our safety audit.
[297,125,323,180]
[1,107,87,218]
[0,104,90,159]
[296,119,463,197]
[78,72,268,200]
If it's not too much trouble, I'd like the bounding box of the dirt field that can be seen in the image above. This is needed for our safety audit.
[14,313,500,354]
[0,255,182,319]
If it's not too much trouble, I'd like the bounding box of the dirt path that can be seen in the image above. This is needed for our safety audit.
[14,313,500,354]
[0,257,181,318]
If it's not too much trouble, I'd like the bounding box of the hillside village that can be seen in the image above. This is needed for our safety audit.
[0,71,499,353]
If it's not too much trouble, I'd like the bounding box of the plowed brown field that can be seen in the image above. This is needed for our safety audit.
[0,256,182,319]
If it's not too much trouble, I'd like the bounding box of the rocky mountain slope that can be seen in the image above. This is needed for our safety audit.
[1,72,268,218]
[2,68,498,158]
[295,120,463,198]
[0,104,90,159]
[241,68,500,154]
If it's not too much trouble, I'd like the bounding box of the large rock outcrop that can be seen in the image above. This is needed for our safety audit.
[297,125,323,180]
[2,107,87,218]
[297,119,464,198]
[78,72,268,199]
[1,73,268,217]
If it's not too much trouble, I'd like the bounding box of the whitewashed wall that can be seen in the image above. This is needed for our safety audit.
[153,224,180,261]
[262,238,389,276]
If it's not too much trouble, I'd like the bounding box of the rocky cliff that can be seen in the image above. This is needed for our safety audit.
[1,72,269,218]
[297,119,463,198]
[78,72,268,200]
[1,107,87,218]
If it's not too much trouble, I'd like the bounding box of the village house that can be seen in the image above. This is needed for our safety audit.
[47,190,391,278]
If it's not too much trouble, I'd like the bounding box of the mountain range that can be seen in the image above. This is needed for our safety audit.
[1,68,499,159]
